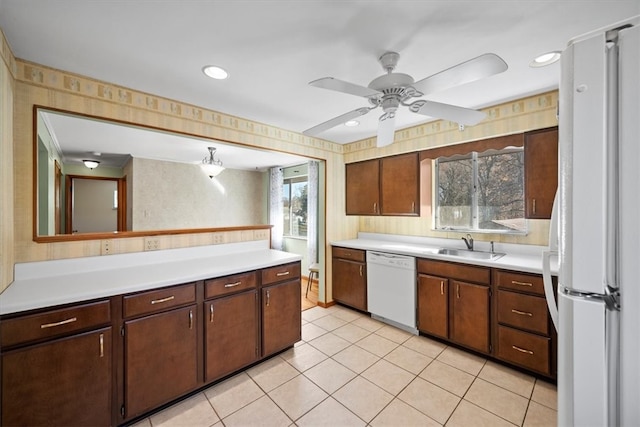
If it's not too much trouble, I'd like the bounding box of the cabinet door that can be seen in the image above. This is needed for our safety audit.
[262,280,301,356]
[417,274,448,339]
[346,159,380,215]
[332,258,367,311]
[380,152,420,215]
[450,280,490,353]
[205,290,259,382]
[524,127,558,219]
[2,328,112,427]
[124,305,198,419]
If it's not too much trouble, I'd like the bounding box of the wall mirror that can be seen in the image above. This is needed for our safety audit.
[34,107,313,242]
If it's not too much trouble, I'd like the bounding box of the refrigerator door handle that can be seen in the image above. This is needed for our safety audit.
[542,249,559,331]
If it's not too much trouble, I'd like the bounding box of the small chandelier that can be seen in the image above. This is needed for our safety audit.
[83,160,100,169]
[201,147,225,178]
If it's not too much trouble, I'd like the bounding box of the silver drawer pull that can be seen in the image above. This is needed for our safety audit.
[224,281,242,288]
[512,345,534,355]
[151,295,175,305]
[189,310,193,329]
[99,333,104,358]
[276,271,290,277]
[511,309,533,317]
[40,317,77,329]
[512,280,533,287]
[210,304,214,322]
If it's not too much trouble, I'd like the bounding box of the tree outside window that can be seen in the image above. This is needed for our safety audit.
[283,177,307,237]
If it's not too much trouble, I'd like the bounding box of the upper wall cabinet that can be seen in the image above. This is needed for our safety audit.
[524,127,558,219]
[346,152,420,216]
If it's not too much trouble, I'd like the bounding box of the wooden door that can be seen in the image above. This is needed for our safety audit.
[524,127,558,219]
[417,274,448,338]
[262,280,301,356]
[346,159,380,215]
[2,328,112,427]
[380,152,420,215]
[124,305,198,419]
[205,290,259,382]
[332,258,367,311]
[450,280,490,353]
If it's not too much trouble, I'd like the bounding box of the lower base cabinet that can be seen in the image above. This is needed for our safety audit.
[262,278,301,357]
[450,280,490,353]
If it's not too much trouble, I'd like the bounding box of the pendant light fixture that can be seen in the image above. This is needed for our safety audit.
[201,147,225,178]
[83,160,100,169]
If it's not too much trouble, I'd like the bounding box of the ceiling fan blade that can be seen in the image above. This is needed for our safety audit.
[412,53,508,95]
[303,107,371,136]
[416,101,486,125]
[309,77,382,98]
[377,114,396,147]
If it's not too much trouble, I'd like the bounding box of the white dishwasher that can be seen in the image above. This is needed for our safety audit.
[366,251,417,334]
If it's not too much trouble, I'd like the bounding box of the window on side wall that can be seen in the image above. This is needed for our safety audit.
[434,147,526,233]
[283,176,308,238]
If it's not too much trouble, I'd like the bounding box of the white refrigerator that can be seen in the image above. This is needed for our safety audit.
[542,15,640,426]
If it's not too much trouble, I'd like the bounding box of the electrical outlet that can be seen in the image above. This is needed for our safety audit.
[213,233,225,244]
[144,237,160,251]
[101,239,112,255]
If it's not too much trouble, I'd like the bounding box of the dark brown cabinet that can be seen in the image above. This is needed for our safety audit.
[524,126,558,219]
[332,246,367,311]
[261,263,301,357]
[346,159,380,215]
[417,274,448,339]
[450,280,490,353]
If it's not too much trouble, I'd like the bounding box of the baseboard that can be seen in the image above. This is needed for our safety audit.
[316,300,335,308]
[303,275,319,285]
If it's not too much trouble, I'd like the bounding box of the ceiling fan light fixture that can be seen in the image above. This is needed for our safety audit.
[202,65,229,80]
[530,51,561,67]
[344,120,359,127]
[83,160,100,169]
[201,147,225,178]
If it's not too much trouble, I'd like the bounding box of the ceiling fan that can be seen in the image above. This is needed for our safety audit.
[303,52,508,147]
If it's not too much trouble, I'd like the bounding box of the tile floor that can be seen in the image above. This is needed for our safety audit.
[130,305,558,427]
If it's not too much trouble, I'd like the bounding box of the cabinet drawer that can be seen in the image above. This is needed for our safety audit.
[497,290,549,335]
[417,259,490,285]
[123,283,196,318]
[495,270,545,296]
[205,271,258,299]
[1,300,111,348]
[261,262,301,286]
[332,247,365,262]
[497,325,550,375]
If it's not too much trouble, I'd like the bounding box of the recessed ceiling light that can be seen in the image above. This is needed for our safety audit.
[344,120,360,127]
[202,65,229,80]
[530,51,561,68]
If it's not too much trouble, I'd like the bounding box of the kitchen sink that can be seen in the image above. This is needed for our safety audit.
[437,248,505,260]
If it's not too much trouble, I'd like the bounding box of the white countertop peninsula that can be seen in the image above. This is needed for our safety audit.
[332,232,559,275]
[0,241,301,315]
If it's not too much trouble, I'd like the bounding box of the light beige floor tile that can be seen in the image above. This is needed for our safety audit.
[352,316,385,332]
[478,361,535,398]
[329,306,365,322]
[312,314,348,331]
[370,398,441,427]
[332,323,371,343]
[446,400,516,427]
[361,359,415,395]
[129,418,151,427]
[222,395,291,427]
[296,397,365,427]
[384,345,433,375]
[436,346,486,375]
[531,379,558,410]
[333,376,394,423]
[402,335,447,359]
[302,306,331,322]
[246,357,299,392]
[523,400,558,426]
[301,323,328,342]
[374,325,414,344]
[398,377,460,424]
[465,378,529,425]
[304,358,357,394]
[420,359,474,397]
[150,392,219,427]
[308,332,351,356]
[204,372,265,419]
[355,333,398,357]
[280,342,328,373]
[332,345,380,374]
[268,375,328,421]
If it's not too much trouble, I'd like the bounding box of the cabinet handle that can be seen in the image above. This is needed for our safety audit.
[440,281,444,295]
[511,280,533,287]
[99,333,104,358]
[412,201,415,212]
[511,309,533,317]
[512,345,534,355]
[373,202,377,214]
[359,265,363,277]
[276,271,290,277]
[210,304,214,322]
[189,310,193,329]
[40,317,77,329]
[151,295,175,305]
[456,283,460,299]
[532,198,537,215]
[224,281,242,288]
[266,290,270,307]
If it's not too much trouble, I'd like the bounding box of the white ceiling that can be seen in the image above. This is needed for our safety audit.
[2,1,639,166]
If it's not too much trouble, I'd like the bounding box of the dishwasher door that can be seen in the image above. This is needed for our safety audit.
[366,251,417,334]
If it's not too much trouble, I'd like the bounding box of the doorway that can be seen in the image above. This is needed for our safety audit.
[65,175,126,234]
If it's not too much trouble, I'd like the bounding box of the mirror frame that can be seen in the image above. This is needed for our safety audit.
[32,105,292,243]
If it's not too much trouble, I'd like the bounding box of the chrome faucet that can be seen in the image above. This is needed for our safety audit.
[462,234,474,251]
